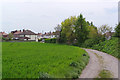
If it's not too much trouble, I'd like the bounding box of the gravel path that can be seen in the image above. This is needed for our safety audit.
[79,49,118,78]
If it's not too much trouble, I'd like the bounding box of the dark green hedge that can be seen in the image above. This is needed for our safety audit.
[81,37,106,48]
[92,37,120,59]
[45,38,56,43]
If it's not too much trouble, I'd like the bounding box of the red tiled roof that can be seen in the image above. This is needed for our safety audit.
[38,33,42,35]
[18,30,37,35]
[0,32,7,35]
[14,31,22,34]
[52,31,60,35]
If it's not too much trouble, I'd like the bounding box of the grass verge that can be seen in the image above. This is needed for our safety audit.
[95,70,113,80]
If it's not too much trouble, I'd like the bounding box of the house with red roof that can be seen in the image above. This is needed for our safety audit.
[12,29,37,41]
[0,32,8,38]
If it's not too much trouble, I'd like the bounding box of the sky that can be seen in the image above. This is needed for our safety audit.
[0,0,119,33]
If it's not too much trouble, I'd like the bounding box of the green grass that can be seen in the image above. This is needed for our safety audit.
[95,70,113,80]
[92,37,120,59]
[2,42,89,78]
[98,70,113,78]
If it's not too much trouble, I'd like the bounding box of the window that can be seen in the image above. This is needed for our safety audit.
[20,35,24,37]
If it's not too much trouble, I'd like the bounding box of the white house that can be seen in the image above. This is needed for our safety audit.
[37,32,56,39]
[43,32,55,39]
[105,32,115,40]
[13,29,37,41]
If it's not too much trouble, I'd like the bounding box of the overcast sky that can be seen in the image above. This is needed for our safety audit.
[0,0,119,33]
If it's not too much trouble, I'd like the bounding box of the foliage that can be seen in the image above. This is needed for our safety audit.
[81,36,106,48]
[54,24,61,32]
[45,38,56,43]
[114,23,120,37]
[8,33,13,40]
[60,16,77,44]
[2,42,89,78]
[38,38,42,42]
[92,37,120,59]
[75,14,89,46]
[58,31,67,43]
[82,38,98,48]
[54,24,61,43]
[98,25,113,35]
[58,14,91,46]
[87,26,98,39]
[97,70,113,78]
[2,37,7,41]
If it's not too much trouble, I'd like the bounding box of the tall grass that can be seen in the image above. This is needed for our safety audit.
[2,42,89,78]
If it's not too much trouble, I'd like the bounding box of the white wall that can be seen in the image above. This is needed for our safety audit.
[25,35,37,40]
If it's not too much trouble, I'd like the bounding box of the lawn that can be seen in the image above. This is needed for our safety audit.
[2,42,89,78]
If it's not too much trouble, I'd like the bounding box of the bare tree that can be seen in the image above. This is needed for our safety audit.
[98,25,113,35]
[54,24,61,32]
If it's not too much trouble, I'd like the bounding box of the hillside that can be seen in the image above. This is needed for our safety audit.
[2,42,89,78]
[92,37,120,59]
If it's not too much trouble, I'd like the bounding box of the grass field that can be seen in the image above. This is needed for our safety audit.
[2,42,89,78]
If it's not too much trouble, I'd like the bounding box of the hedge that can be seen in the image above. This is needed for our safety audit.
[45,38,56,43]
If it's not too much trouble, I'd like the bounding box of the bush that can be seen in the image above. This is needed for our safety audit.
[81,39,97,48]
[38,39,42,42]
[45,38,56,43]
[2,37,7,41]
[114,23,120,37]
[69,62,78,67]
[92,37,120,59]
[81,36,106,48]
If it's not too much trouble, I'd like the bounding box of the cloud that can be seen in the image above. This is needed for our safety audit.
[1,0,118,32]
[104,7,118,14]
[1,0,119,3]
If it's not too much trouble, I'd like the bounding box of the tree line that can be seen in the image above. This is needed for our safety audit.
[54,14,119,47]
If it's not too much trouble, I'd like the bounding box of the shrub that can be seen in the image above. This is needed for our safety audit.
[69,62,78,67]
[81,39,97,48]
[2,37,6,40]
[114,23,120,37]
[81,36,106,48]
[38,39,42,42]
[92,37,120,59]
[45,38,56,43]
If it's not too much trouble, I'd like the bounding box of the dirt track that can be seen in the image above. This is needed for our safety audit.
[79,49,118,78]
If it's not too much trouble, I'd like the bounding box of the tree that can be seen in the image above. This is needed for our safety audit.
[98,25,113,35]
[54,24,61,43]
[90,22,94,26]
[60,16,77,44]
[87,26,98,39]
[8,33,13,40]
[114,23,120,37]
[75,14,89,46]
[54,24,61,32]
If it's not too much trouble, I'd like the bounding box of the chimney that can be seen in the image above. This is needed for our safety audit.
[23,29,25,32]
